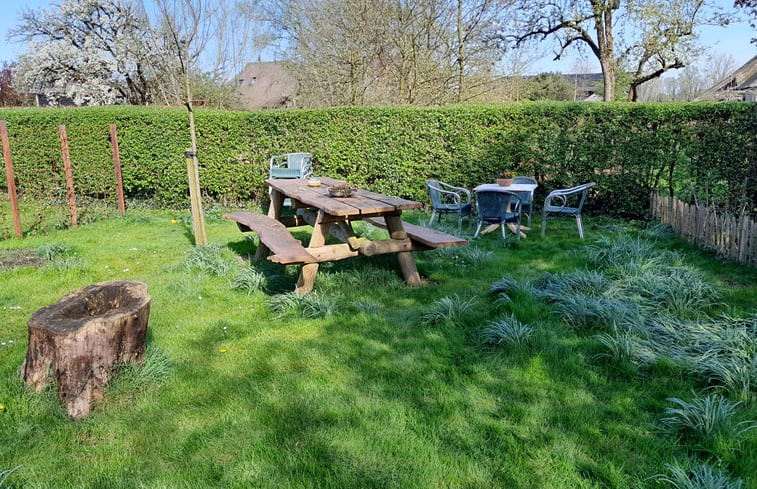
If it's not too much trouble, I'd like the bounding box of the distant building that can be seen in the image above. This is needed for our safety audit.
[696,55,757,102]
[235,62,297,110]
[561,73,604,100]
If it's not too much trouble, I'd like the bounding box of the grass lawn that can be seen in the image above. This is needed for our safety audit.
[1,209,755,488]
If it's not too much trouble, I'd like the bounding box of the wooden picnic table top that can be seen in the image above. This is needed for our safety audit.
[266,177,422,217]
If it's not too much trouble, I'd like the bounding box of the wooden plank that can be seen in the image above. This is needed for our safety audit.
[224,212,316,264]
[365,217,468,248]
[266,177,422,217]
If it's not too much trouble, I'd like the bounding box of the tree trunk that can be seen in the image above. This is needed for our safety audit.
[595,2,616,101]
[21,280,151,419]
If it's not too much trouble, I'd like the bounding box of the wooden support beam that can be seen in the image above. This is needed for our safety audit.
[360,238,413,256]
[307,243,359,262]
[278,215,309,228]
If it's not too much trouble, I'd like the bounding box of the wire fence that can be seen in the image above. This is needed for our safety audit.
[1,120,124,239]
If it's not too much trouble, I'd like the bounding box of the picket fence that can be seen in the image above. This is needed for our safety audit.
[650,192,757,267]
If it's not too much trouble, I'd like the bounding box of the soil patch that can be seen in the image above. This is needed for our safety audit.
[0,249,44,271]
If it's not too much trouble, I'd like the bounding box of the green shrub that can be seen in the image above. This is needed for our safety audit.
[1,103,754,216]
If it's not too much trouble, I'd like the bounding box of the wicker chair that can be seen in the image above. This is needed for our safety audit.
[541,182,596,239]
[473,190,522,241]
[426,180,473,228]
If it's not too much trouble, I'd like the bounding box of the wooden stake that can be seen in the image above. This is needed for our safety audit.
[184,149,207,246]
[58,125,78,228]
[109,124,126,215]
[0,120,22,237]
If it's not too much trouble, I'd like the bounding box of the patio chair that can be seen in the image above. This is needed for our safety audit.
[269,152,313,179]
[426,179,472,228]
[473,190,522,241]
[541,182,596,239]
[512,176,537,227]
[269,153,313,206]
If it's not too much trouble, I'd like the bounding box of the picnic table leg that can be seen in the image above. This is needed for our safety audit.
[267,189,285,219]
[256,189,286,261]
[384,215,422,286]
[296,210,330,294]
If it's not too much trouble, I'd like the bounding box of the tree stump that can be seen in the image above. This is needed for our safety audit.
[21,280,151,419]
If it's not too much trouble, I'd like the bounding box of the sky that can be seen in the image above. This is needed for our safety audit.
[1,0,755,76]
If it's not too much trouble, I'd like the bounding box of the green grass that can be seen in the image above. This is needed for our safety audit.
[0,210,755,488]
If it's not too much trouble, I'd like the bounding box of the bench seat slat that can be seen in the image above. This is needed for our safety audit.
[224,212,316,264]
[365,217,468,248]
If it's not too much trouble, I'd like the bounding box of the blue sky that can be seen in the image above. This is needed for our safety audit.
[2,0,755,75]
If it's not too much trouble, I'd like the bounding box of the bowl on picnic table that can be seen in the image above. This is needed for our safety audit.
[328,183,358,197]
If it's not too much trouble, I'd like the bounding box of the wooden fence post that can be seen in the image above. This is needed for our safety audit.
[0,120,23,238]
[58,125,78,228]
[109,124,126,215]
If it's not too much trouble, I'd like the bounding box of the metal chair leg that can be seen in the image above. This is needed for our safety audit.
[576,215,584,239]
[473,221,483,238]
[429,210,437,226]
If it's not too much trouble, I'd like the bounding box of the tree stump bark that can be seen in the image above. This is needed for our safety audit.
[21,280,151,419]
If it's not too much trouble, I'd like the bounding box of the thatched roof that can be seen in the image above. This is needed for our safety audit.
[695,54,757,101]
[234,62,297,110]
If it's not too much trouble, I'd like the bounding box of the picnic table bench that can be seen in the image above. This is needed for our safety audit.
[223,211,316,264]
[225,177,468,293]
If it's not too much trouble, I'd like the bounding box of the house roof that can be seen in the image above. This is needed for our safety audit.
[235,62,297,110]
[695,54,757,101]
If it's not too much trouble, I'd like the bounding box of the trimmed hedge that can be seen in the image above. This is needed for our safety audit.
[1,103,755,216]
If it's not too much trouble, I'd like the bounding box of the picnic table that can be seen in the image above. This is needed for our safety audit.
[225,177,467,294]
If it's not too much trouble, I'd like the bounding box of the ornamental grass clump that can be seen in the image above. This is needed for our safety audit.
[421,293,478,327]
[232,266,268,295]
[619,267,721,318]
[428,244,492,268]
[584,233,681,273]
[109,347,172,392]
[698,355,757,401]
[537,270,613,300]
[480,313,534,347]
[660,395,756,441]
[490,274,539,304]
[35,243,71,260]
[267,291,340,318]
[638,315,756,397]
[655,463,744,489]
[594,327,640,364]
[184,243,233,276]
[353,297,382,315]
[553,295,640,332]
